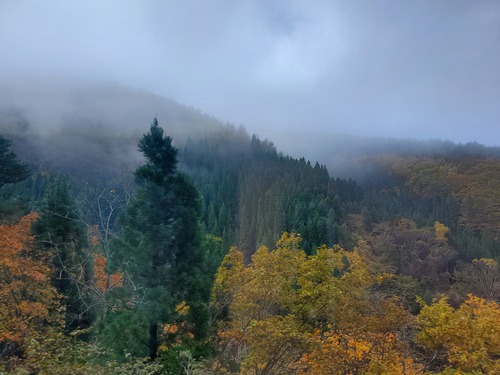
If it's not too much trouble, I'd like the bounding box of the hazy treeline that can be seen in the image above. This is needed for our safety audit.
[1,95,499,373]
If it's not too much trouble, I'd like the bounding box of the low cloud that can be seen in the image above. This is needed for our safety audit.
[1,0,499,149]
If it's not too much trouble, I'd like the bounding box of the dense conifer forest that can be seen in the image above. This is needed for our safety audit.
[1,108,499,374]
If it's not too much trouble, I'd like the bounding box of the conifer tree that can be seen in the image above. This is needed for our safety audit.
[0,135,30,189]
[32,177,90,330]
[109,119,209,359]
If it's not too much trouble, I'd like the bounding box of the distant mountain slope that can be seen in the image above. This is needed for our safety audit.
[0,81,226,178]
[309,133,500,250]
[368,154,500,241]
[298,132,500,182]
[0,82,361,255]
[1,81,498,259]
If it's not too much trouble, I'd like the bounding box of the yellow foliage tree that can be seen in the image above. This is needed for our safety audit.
[417,294,500,374]
[434,221,449,243]
[299,330,421,375]
[213,232,417,374]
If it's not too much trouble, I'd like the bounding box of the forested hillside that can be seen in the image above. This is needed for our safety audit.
[1,113,499,374]
[358,152,500,260]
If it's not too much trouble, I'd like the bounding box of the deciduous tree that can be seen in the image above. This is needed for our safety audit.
[0,213,60,367]
[417,294,500,373]
[212,233,415,374]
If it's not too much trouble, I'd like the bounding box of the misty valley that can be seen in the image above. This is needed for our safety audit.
[1,85,500,374]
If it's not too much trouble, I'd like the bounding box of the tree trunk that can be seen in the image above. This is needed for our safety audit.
[149,321,158,360]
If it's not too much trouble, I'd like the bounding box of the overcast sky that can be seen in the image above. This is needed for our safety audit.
[1,0,499,147]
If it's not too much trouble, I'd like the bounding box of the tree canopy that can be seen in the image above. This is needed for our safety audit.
[0,135,30,189]
[107,119,210,360]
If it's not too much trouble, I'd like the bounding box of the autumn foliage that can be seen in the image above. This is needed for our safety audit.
[300,331,421,375]
[375,155,500,240]
[211,232,500,374]
[213,233,418,374]
[92,253,123,294]
[417,294,500,374]
[0,213,60,361]
[2,215,499,374]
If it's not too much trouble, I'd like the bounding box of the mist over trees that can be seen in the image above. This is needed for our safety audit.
[0,85,499,373]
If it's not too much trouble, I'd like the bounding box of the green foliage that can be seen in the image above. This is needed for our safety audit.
[108,119,210,359]
[158,345,206,375]
[135,118,178,183]
[181,129,362,256]
[99,309,150,360]
[3,112,500,372]
[0,135,30,189]
[17,330,161,375]
[0,135,35,223]
[32,177,91,331]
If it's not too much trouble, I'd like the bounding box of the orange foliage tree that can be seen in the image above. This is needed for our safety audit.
[87,224,123,318]
[92,252,123,295]
[0,213,61,364]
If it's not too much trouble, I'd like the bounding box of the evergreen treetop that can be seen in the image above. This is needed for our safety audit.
[0,135,30,189]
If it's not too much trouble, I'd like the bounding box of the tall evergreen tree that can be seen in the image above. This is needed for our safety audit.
[0,135,32,221]
[109,119,209,359]
[0,135,30,189]
[32,177,91,330]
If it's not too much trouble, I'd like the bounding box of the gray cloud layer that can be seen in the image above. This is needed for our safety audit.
[1,0,499,148]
